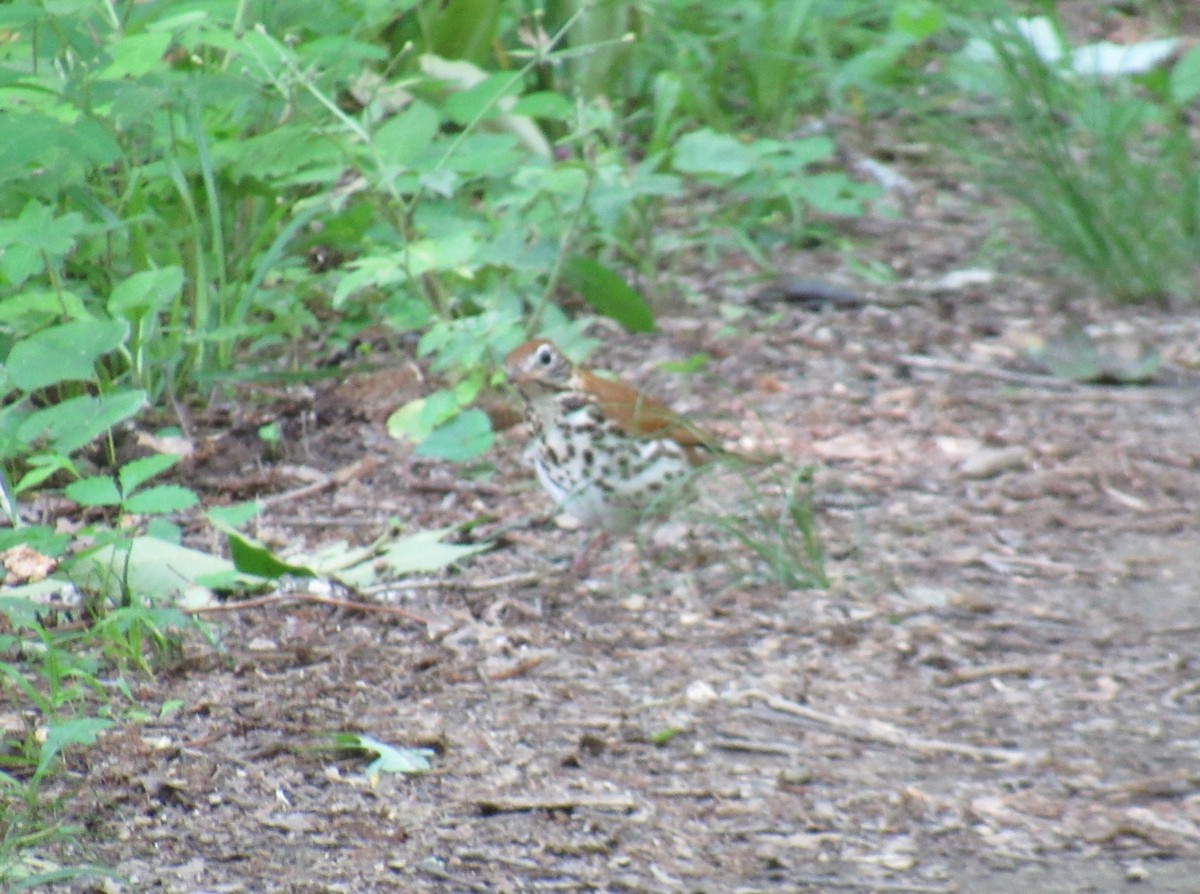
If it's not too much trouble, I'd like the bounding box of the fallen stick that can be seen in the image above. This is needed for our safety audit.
[476,793,638,815]
[738,690,1031,766]
[184,590,434,626]
[938,662,1032,687]
[737,878,951,894]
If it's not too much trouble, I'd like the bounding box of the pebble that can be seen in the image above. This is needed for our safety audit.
[960,446,1028,479]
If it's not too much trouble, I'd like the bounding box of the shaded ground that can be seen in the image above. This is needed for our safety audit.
[36,166,1200,892]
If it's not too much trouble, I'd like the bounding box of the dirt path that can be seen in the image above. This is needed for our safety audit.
[51,200,1200,893]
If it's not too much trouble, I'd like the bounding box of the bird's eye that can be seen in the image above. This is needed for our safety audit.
[537,347,553,366]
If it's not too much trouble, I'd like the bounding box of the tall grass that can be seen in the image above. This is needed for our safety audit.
[953,8,1200,305]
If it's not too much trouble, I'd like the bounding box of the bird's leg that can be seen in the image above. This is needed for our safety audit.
[571,529,609,575]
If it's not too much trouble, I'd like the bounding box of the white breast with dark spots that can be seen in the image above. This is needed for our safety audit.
[527,395,693,527]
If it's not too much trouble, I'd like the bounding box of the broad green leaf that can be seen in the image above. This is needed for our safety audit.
[1170,44,1200,105]
[334,733,434,782]
[373,101,440,167]
[206,501,261,529]
[67,535,242,608]
[15,452,75,494]
[65,476,123,507]
[892,1,945,40]
[118,453,181,495]
[331,526,489,587]
[0,525,70,558]
[9,319,129,390]
[510,91,572,120]
[0,594,50,629]
[0,289,91,325]
[0,200,86,257]
[564,256,654,334]
[374,526,489,576]
[418,0,499,63]
[283,539,377,576]
[384,389,460,446]
[107,268,184,320]
[672,129,756,179]
[210,518,316,580]
[122,485,198,515]
[99,31,174,78]
[18,390,146,453]
[38,717,115,776]
[414,408,494,462]
[404,232,479,277]
[444,72,521,125]
[387,397,435,443]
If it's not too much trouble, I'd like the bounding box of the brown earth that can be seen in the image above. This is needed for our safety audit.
[26,163,1200,893]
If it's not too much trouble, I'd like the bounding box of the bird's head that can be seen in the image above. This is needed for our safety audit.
[503,338,575,397]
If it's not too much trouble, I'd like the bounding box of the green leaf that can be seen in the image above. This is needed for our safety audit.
[206,501,261,529]
[892,0,945,41]
[66,535,242,609]
[1170,44,1200,105]
[672,129,757,179]
[650,727,683,746]
[65,476,123,507]
[415,408,494,462]
[330,526,489,588]
[509,91,573,120]
[444,72,521,125]
[373,101,440,168]
[99,31,174,78]
[38,717,115,777]
[0,202,86,286]
[564,256,654,334]
[107,268,185,320]
[0,289,91,326]
[0,594,50,629]
[118,453,181,495]
[388,389,462,444]
[0,524,70,558]
[210,518,316,580]
[9,319,129,390]
[122,485,198,515]
[658,352,710,374]
[18,390,147,454]
[376,526,489,576]
[335,733,434,781]
[14,452,76,494]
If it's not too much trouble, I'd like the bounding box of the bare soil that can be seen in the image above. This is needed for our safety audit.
[34,168,1200,893]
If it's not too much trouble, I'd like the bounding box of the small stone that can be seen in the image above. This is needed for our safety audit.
[960,446,1028,479]
[685,680,719,705]
[778,765,814,786]
[1125,861,1149,882]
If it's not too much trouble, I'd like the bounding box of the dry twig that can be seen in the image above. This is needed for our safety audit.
[737,878,951,894]
[476,793,638,815]
[739,690,1031,765]
[184,590,434,626]
[260,457,373,508]
[938,662,1032,687]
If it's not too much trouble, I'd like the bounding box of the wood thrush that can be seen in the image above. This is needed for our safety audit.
[504,338,737,533]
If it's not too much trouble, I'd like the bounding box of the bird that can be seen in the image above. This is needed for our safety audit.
[503,338,743,540]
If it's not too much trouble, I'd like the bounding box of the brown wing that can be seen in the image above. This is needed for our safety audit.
[574,368,715,454]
